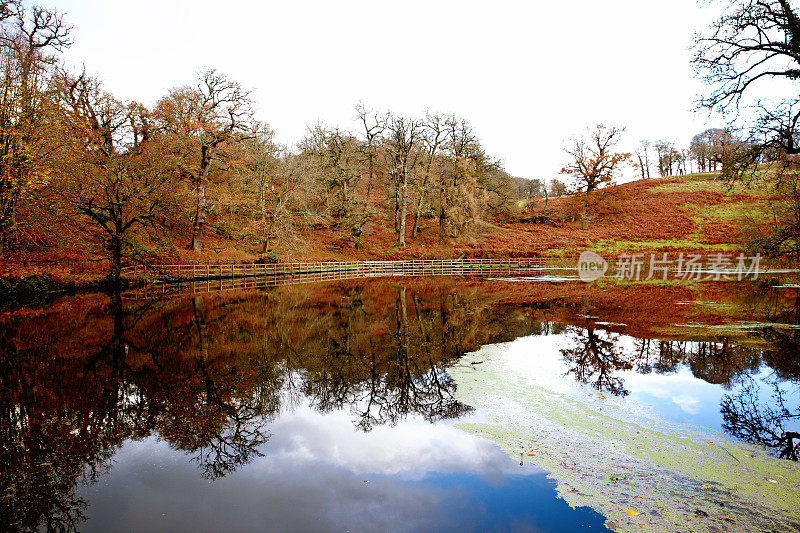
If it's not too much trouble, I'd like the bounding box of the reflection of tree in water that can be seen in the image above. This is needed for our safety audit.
[0,291,277,530]
[561,297,633,396]
[282,285,476,431]
[0,280,547,530]
[560,326,774,402]
[718,284,800,460]
[721,380,800,461]
[0,330,92,530]
[755,287,800,381]
[631,338,761,387]
[560,327,631,396]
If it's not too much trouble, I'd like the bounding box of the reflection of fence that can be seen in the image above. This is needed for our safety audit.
[122,258,557,282]
[126,258,573,299]
[130,270,377,298]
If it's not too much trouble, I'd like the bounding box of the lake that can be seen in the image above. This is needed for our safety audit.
[2,276,799,532]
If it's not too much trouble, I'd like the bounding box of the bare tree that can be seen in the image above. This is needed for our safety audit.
[655,140,684,176]
[562,124,629,193]
[690,130,711,172]
[439,115,485,239]
[634,140,651,179]
[299,123,370,247]
[693,0,800,117]
[231,123,310,256]
[155,69,253,252]
[693,0,800,185]
[355,102,385,209]
[548,179,568,197]
[384,114,422,246]
[693,1,800,260]
[412,112,445,237]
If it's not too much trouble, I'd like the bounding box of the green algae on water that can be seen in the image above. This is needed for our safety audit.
[448,340,800,532]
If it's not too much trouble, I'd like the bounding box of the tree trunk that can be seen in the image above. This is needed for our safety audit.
[399,173,408,246]
[191,145,211,252]
[438,179,447,241]
[365,151,375,212]
[393,185,400,233]
[411,189,426,237]
[109,286,126,362]
[412,162,435,237]
[109,234,123,286]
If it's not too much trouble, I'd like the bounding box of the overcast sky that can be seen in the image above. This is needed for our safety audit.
[39,0,724,180]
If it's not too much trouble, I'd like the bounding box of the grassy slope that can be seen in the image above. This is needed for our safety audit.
[277,171,773,261]
[479,171,774,259]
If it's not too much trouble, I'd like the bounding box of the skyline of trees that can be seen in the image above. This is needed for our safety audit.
[0,0,530,276]
[2,0,796,277]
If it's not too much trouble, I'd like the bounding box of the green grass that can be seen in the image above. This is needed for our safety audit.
[647,171,776,197]
[592,238,737,255]
[591,276,706,288]
[696,201,768,221]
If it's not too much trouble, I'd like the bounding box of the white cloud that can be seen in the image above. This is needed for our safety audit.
[671,393,702,415]
[246,400,523,477]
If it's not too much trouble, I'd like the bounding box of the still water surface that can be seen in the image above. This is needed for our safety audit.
[2,278,799,531]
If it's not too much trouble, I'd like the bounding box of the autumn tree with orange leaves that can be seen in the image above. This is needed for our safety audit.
[561,124,630,229]
[0,0,71,254]
[53,72,180,284]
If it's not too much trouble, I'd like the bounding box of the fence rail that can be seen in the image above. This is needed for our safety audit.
[121,258,564,282]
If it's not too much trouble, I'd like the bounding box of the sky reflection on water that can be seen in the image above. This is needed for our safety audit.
[77,400,607,532]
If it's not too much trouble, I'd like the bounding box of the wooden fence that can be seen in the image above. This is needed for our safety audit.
[121,258,563,282]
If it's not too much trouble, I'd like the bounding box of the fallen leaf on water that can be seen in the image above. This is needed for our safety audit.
[767,478,778,484]
[624,509,639,517]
